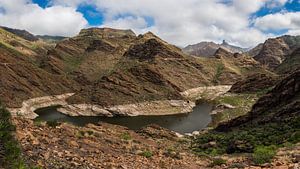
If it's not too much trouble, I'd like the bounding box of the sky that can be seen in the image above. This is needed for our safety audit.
[0,0,299,47]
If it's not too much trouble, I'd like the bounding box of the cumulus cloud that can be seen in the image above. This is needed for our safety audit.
[1,0,299,47]
[83,0,269,47]
[254,12,300,32]
[0,0,87,36]
[265,0,289,8]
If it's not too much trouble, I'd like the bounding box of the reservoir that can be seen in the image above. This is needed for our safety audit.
[35,103,212,133]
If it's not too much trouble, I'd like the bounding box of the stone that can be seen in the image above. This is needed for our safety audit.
[192,131,200,135]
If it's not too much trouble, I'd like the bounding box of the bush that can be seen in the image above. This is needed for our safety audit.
[46,120,60,128]
[209,158,226,167]
[252,146,276,165]
[0,103,27,168]
[120,132,132,140]
[140,150,153,158]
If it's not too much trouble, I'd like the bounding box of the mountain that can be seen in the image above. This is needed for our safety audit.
[0,27,79,107]
[246,43,263,57]
[183,40,247,57]
[0,25,67,43]
[0,26,38,41]
[0,26,273,109]
[276,47,300,74]
[43,29,212,106]
[252,35,300,69]
[193,69,299,155]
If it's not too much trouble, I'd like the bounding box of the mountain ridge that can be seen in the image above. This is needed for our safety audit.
[183,40,247,57]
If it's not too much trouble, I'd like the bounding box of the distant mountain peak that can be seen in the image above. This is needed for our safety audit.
[183,40,247,57]
[221,40,229,46]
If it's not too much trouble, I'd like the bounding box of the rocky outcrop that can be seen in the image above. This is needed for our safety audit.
[180,85,232,101]
[254,38,289,69]
[8,93,75,119]
[214,47,234,59]
[59,100,195,117]
[252,35,300,69]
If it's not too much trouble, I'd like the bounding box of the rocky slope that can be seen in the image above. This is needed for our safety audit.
[229,73,279,93]
[183,40,247,57]
[0,26,38,41]
[13,118,210,168]
[217,69,300,131]
[276,47,300,74]
[0,26,273,117]
[192,69,299,168]
[65,31,270,108]
[252,35,300,69]
[0,28,79,107]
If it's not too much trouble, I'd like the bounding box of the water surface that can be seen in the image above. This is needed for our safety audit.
[35,103,212,133]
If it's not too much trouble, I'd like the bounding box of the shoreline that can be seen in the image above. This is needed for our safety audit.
[8,85,231,119]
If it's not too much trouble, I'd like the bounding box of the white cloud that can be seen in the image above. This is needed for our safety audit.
[265,0,289,8]
[0,0,88,36]
[1,0,299,47]
[103,16,148,31]
[254,12,300,31]
[85,0,269,47]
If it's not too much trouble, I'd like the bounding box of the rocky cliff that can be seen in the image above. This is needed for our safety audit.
[253,35,300,69]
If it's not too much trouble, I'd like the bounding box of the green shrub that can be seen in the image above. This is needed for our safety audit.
[0,103,28,168]
[212,64,224,84]
[209,158,226,167]
[46,120,60,128]
[252,146,276,165]
[140,150,153,158]
[120,132,132,140]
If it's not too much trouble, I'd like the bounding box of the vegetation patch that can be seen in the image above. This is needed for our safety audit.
[192,117,300,159]
[140,150,153,158]
[212,64,224,84]
[0,102,28,168]
[120,132,132,140]
[252,146,276,165]
[210,94,258,126]
[208,158,226,167]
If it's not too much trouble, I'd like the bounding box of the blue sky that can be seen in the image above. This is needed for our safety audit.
[1,0,300,47]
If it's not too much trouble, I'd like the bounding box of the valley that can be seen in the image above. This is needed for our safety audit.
[0,25,299,169]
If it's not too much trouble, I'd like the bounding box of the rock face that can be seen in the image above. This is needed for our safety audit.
[252,35,300,69]
[276,47,300,74]
[229,73,279,93]
[216,70,300,131]
[183,40,247,57]
[214,47,236,59]
[254,38,290,69]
